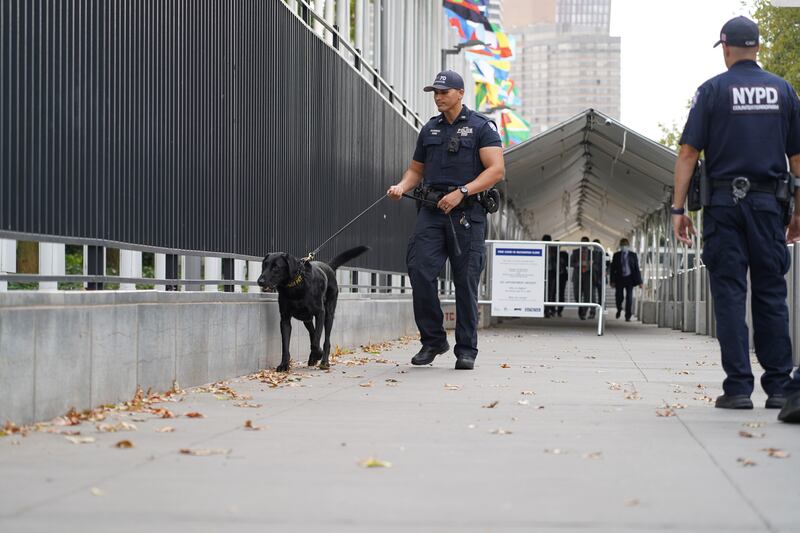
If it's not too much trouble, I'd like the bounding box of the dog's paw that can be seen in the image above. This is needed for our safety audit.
[308,350,323,366]
[307,358,318,367]
[319,361,330,370]
[276,362,290,372]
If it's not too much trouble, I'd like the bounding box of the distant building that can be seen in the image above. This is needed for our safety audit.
[505,0,619,133]
[486,0,503,26]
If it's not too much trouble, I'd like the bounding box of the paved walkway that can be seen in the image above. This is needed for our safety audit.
[1,314,798,532]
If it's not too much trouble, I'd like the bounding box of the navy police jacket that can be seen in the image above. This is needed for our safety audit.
[412,105,502,187]
[680,59,800,181]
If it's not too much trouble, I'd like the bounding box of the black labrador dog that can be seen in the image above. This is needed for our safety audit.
[257,246,369,372]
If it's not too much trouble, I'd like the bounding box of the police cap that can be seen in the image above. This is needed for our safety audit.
[423,70,465,92]
[713,16,759,48]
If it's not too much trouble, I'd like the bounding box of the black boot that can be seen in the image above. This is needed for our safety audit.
[765,395,787,409]
[778,391,800,423]
[411,342,450,366]
[455,356,475,370]
[715,394,753,409]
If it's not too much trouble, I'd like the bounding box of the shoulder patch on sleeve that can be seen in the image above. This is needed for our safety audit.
[488,121,498,132]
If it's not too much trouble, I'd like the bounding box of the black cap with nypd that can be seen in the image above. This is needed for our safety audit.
[423,70,465,92]
[713,16,759,48]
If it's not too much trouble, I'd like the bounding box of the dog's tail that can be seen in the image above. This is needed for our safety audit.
[328,246,370,271]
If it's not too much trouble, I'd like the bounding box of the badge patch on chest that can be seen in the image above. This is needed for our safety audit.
[457,126,473,137]
[730,86,780,113]
[430,129,440,135]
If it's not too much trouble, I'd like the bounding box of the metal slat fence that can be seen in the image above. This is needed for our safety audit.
[0,0,419,274]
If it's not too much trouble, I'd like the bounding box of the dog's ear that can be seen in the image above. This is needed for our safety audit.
[283,253,300,278]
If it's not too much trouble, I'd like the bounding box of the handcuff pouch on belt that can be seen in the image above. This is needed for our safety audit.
[705,172,796,225]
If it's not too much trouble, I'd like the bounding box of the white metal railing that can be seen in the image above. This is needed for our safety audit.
[440,240,607,335]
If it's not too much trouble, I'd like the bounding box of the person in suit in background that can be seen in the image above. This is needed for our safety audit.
[542,234,558,318]
[570,236,592,320]
[588,239,605,319]
[610,238,642,322]
[542,235,570,318]
[555,241,569,317]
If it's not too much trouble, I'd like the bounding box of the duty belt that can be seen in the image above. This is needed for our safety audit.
[711,177,776,204]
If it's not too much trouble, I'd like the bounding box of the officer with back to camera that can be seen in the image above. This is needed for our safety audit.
[387,70,504,370]
[672,16,800,422]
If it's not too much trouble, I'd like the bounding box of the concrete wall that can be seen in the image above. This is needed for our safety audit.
[0,292,417,425]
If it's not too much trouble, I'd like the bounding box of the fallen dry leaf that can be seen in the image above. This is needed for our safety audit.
[90,487,105,497]
[762,448,790,459]
[114,440,134,449]
[359,457,392,468]
[65,436,96,444]
[544,448,564,455]
[624,391,642,401]
[96,421,137,433]
[179,448,231,456]
[737,457,757,467]
[233,402,262,408]
[490,429,512,435]
[739,430,765,439]
[359,382,373,388]
[500,363,511,369]
[184,412,205,419]
[520,390,535,396]
[625,498,640,507]
[656,408,676,417]
[483,401,499,409]
[607,382,622,391]
[444,384,462,391]
[243,420,265,431]
[155,426,175,433]
[582,452,603,460]
[743,421,766,429]
[517,400,530,406]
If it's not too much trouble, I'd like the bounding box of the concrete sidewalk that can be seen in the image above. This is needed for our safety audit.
[1,314,798,532]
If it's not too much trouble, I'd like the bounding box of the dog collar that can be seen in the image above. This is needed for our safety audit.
[285,273,303,288]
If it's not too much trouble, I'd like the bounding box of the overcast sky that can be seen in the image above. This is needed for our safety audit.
[609,0,753,140]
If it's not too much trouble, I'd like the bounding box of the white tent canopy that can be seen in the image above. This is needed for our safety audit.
[503,109,677,245]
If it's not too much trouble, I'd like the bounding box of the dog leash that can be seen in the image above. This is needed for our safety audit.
[302,193,388,262]
[401,193,466,257]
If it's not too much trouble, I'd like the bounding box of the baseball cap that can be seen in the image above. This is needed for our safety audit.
[423,70,465,92]
[713,16,759,48]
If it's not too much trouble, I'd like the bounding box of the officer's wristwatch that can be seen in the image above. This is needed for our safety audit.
[670,205,685,215]
[459,185,469,197]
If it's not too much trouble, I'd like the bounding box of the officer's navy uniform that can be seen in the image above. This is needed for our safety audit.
[681,58,800,399]
[407,105,502,361]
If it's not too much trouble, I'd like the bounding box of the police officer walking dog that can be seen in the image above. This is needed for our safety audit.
[387,70,504,370]
[672,17,800,422]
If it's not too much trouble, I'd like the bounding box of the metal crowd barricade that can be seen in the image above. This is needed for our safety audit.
[441,240,606,336]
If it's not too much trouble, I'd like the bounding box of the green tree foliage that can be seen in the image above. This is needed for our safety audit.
[657,121,681,151]
[752,1,800,90]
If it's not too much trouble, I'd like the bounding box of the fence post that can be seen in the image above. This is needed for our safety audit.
[221,258,234,293]
[0,239,16,291]
[248,261,261,293]
[204,257,222,292]
[165,254,179,291]
[85,245,104,291]
[39,242,65,291]
[119,250,142,291]
[234,259,246,293]
[183,256,201,292]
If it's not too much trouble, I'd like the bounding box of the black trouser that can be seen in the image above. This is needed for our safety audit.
[556,273,567,314]
[572,271,591,318]
[407,204,486,360]
[546,269,558,316]
[615,277,635,319]
[702,192,800,396]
